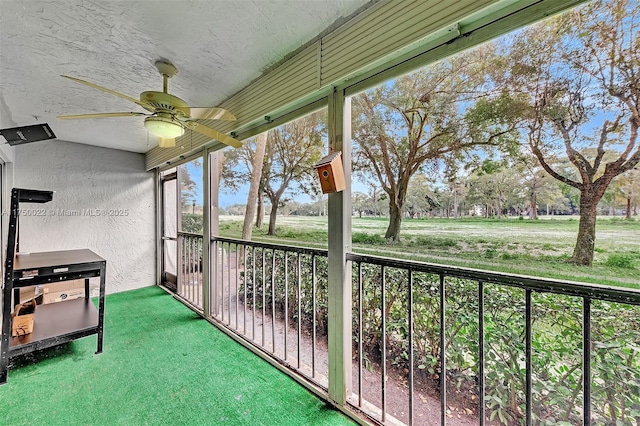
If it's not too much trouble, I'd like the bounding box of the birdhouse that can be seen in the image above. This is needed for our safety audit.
[314,152,346,194]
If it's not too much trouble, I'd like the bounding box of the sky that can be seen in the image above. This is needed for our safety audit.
[220,182,250,207]
[184,160,204,205]
[184,158,372,208]
[184,159,314,208]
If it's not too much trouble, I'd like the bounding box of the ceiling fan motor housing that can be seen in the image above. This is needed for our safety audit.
[140,91,190,117]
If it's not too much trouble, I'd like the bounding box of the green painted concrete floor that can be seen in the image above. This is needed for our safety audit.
[0,286,356,426]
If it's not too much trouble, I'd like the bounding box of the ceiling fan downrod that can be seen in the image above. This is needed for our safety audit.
[155,61,178,94]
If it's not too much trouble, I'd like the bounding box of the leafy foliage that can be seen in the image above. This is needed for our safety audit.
[351,232,386,245]
[500,0,640,265]
[181,213,203,234]
[239,249,329,338]
[352,265,640,425]
[235,246,639,424]
[605,253,635,268]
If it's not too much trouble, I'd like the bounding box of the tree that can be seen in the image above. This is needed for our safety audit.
[352,191,368,218]
[466,159,523,218]
[242,132,267,240]
[514,152,563,219]
[262,112,324,235]
[178,160,204,234]
[404,173,438,218]
[222,134,268,228]
[615,167,640,218]
[502,0,640,265]
[363,183,386,217]
[352,48,521,241]
[446,179,467,218]
[179,161,200,211]
[255,142,272,229]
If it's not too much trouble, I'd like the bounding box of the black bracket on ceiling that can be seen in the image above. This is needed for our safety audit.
[0,123,56,146]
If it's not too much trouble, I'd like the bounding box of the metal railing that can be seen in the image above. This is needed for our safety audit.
[347,252,640,426]
[177,232,204,310]
[172,234,640,425]
[211,237,330,390]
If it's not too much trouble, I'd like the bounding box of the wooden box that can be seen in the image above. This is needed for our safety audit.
[11,300,36,337]
[314,152,346,194]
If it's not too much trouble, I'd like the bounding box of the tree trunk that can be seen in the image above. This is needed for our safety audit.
[453,193,459,219]
[569,195,598,266]
[267,198,278,235]
[529,192,538,219]
[242,133,267,240]
[385,201,402,242]
[255,189,264,228]
[627,197,632,220]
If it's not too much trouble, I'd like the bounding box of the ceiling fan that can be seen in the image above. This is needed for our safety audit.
[58,61,242,149]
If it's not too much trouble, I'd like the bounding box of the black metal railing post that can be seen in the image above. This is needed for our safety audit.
[526,289,532,426]
[439,273,446,425]
[381,265,387,423]
[479,281,485,426]
[408,270,414,426]
[583,297,591,425]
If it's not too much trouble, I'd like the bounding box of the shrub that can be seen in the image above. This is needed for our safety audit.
[276,228,328,242]
[276,228,296,238]
[605,254,635,268]
[500,252,518,260]
[411,236,459,249]
[484,247,498,258]
[182,213,203,234]
[352,232,386,245]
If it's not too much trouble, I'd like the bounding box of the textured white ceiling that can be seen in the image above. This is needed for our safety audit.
[0,0,372,153]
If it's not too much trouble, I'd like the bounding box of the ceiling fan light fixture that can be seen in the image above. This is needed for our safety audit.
[144,115,184,139]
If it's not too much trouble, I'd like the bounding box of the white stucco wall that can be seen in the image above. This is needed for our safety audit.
[12,141,155,294]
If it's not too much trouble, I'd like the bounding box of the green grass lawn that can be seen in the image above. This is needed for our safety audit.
[219,215,640,289]
[0,287,355,426]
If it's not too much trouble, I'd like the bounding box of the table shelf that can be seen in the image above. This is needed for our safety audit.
[9,298,100,357]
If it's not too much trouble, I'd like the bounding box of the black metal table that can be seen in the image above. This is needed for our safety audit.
[0,249,106,383]
[0,188,106,384]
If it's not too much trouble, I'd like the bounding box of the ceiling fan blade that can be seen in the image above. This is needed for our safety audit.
[191,122,242,148]
[158,138,175,148]
[61,75,153,110]
[188,107,236,121]
[57,112,148,119]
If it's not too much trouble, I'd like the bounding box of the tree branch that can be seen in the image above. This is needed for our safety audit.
[531,145,582,190]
